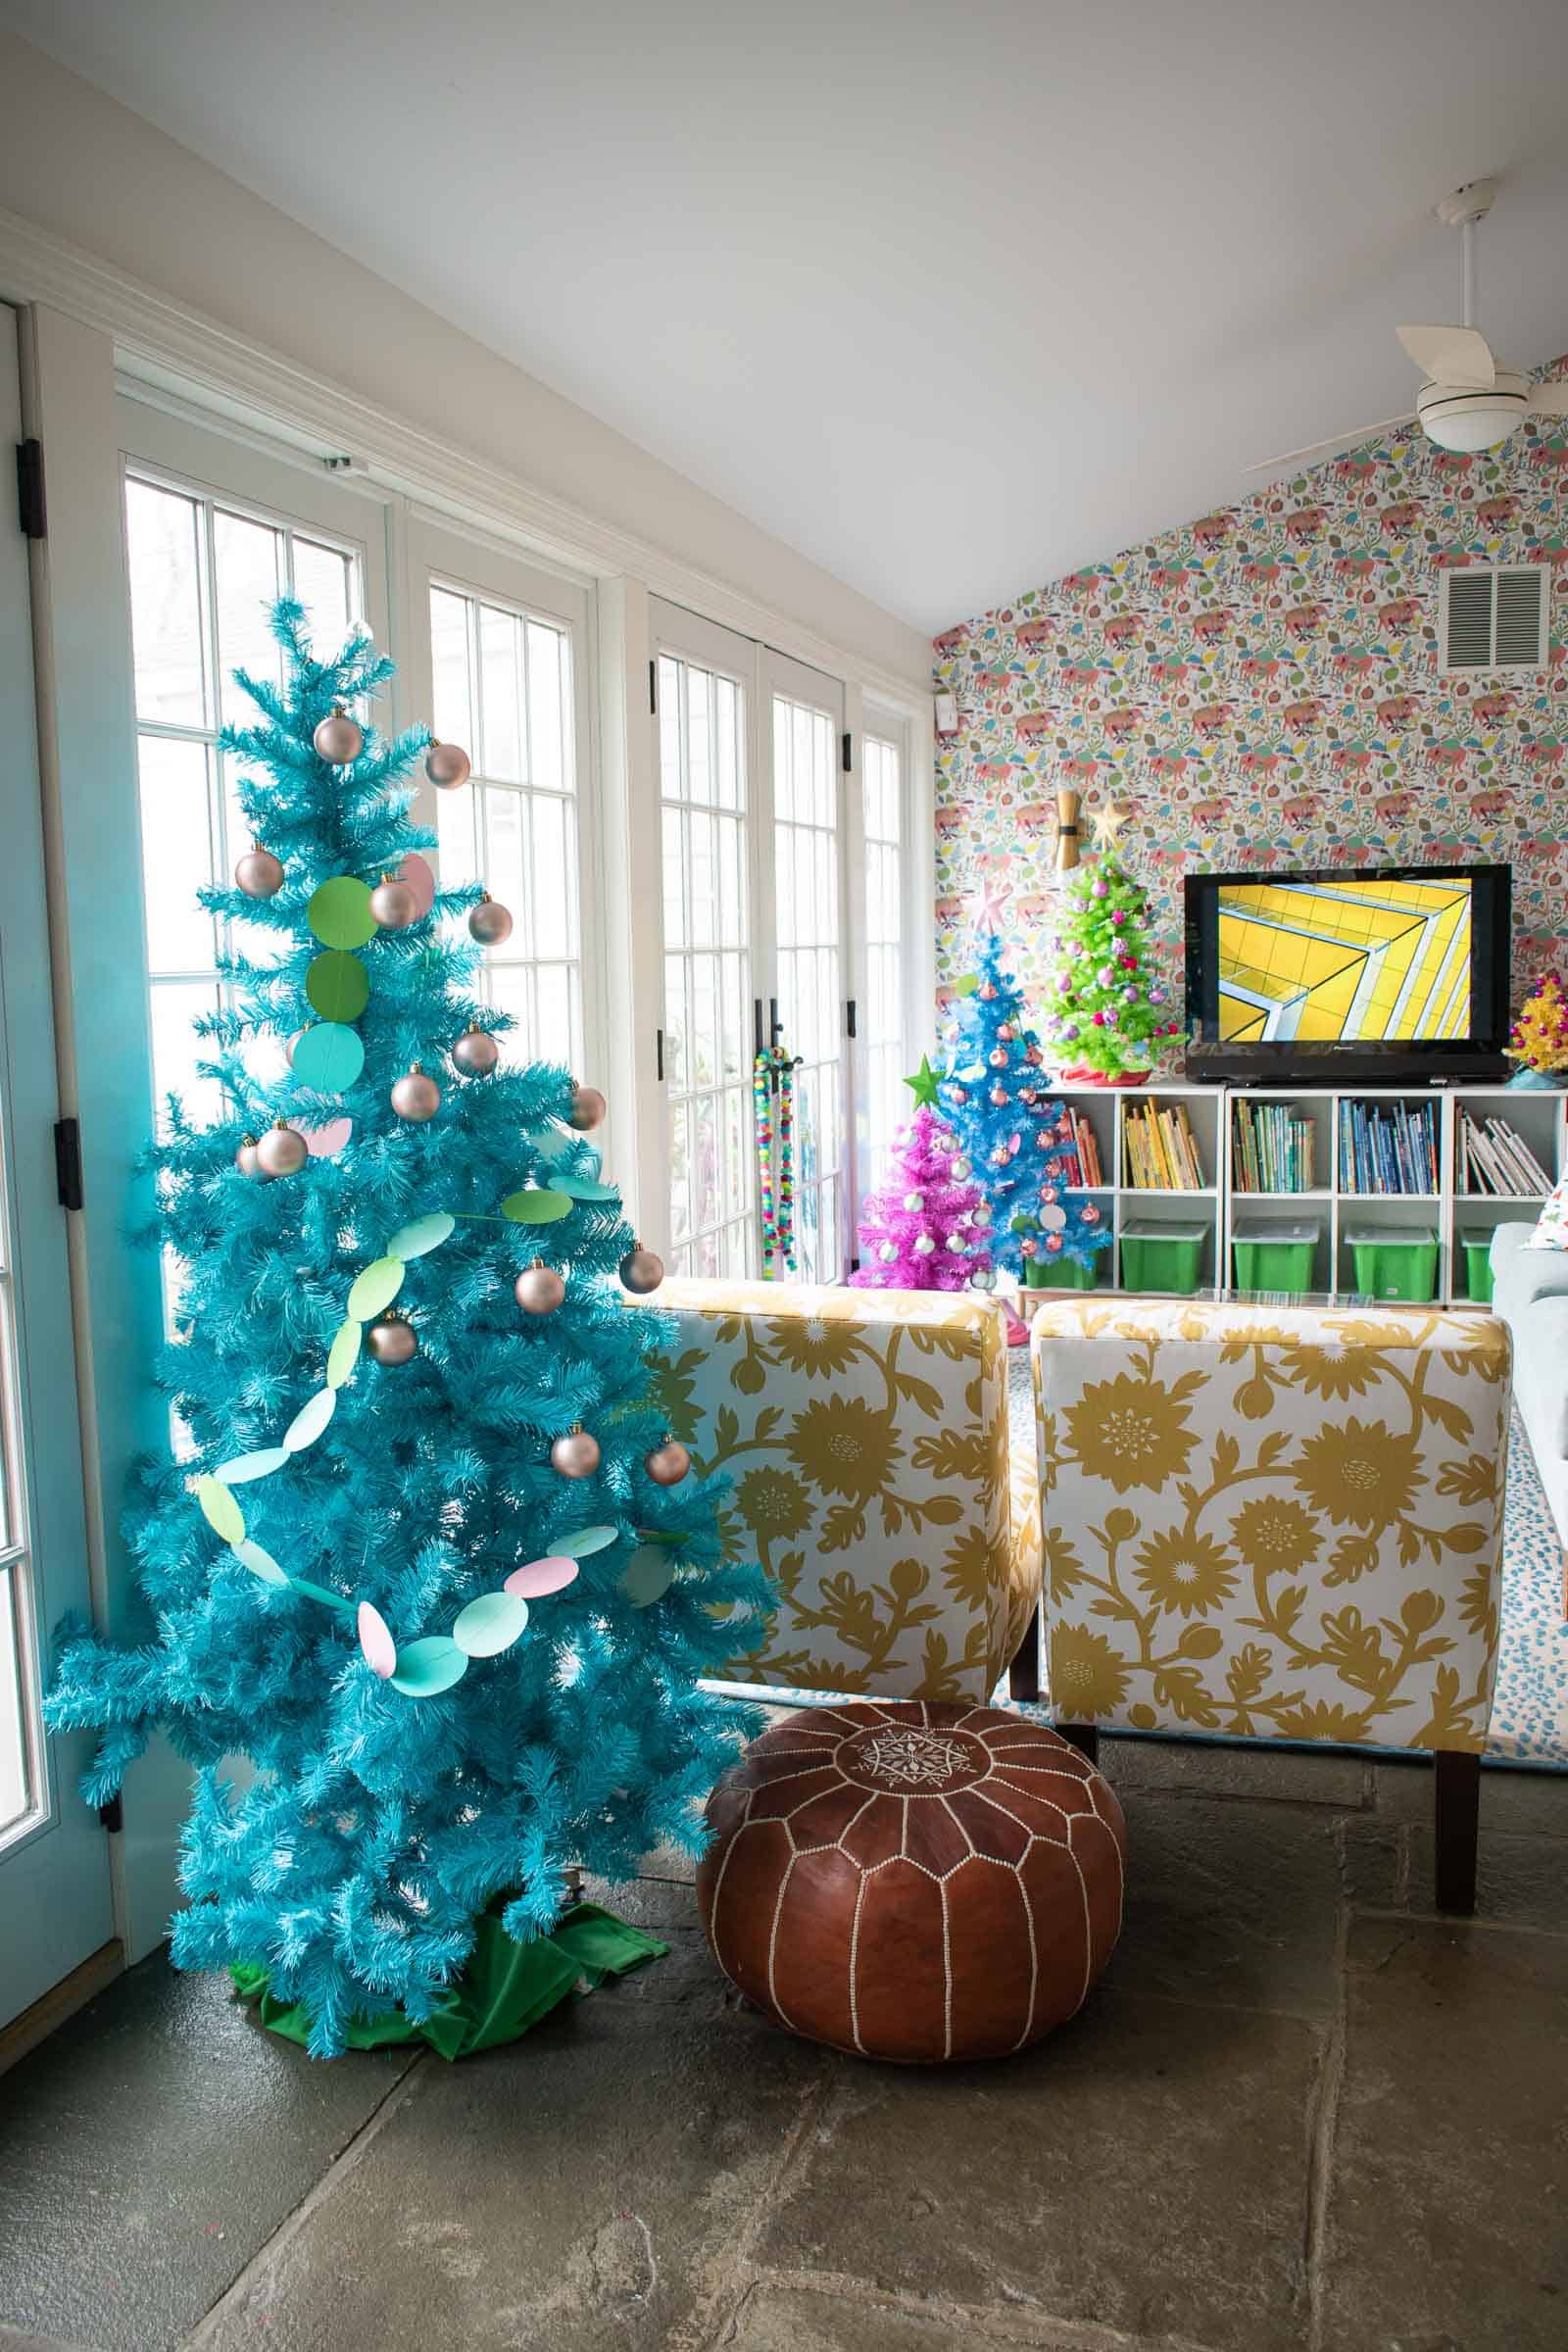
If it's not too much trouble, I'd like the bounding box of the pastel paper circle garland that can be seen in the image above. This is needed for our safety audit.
[754,1044,799,1276]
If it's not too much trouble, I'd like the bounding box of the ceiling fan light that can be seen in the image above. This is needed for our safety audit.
[1417,374,1529,453]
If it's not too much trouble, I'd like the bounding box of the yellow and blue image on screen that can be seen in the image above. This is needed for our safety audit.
[1216,878,1472,1043]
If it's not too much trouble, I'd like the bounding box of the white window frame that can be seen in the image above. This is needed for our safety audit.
[852,699,914,1235]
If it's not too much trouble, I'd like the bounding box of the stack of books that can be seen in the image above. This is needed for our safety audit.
[1457,1110,1554,1197]
[1123,1101,1204,1190]
[1232,1100,1316,1194]
[1043,1105,1103,1188]
[1338,1101,1439,1196]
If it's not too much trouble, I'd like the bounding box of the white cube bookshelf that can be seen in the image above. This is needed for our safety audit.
[1029,1079,1563,1304]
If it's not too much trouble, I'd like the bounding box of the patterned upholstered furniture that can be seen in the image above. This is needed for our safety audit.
[646,1280,1042,1704]
[1027,1296,1512,1912]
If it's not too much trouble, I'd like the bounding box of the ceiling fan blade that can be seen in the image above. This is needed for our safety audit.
[1396,322,1495,388]
[1529,381,1568,417]
[1243,414,1417,475]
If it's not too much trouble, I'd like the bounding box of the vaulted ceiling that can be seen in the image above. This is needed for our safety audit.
[5,0,1567,631]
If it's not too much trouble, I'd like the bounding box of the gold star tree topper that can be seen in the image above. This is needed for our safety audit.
[1089,801,1129,849]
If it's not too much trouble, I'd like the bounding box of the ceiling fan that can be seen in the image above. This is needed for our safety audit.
[1248,179,1568,475]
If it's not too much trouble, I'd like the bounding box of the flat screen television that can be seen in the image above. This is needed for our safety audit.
[1183,862,1511,1086]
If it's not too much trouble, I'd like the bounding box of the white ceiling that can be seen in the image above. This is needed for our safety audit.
[6,0,1568,633]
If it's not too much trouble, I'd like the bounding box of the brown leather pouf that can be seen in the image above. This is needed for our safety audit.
[697,1700,1126,2063]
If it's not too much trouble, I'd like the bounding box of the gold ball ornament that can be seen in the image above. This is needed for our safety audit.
[366,1314,417,1366]
[644,1439,691,1487]
[618,1246,664,1295]
[391,1063,442,1122]
[551,1427,601,1479]
[369,872,419,929]
[235,847,284,900]
[452,1023,501,1077]
[467,895,514,947]
[424,740,471,791]
[312,705,365,764]
[255,1120,308,1178]
[568,1083,607,1132]
[235,1134,273,1182]
[514,1261,565,1316]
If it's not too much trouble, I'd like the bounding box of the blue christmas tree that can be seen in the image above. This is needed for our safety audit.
[46,602,771,2058]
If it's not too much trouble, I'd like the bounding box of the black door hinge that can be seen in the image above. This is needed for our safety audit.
[649,659,657,716]
[846,999,858,1039]
[98,1794,122,1834]
[54,1117,83,1211]
[17,439,45,540]
[655,1026,664,1081]
[841,730,852,773]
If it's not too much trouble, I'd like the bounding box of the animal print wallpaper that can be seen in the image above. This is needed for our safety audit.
[932,363,1568,1027]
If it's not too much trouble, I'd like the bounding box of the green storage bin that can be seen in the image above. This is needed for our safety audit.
[1457,1229,1495,1304]
[1024,1254,1101,1292]
[1120,1219,1208,1296]
[1232,1220,1320,1297]
[1345,1225,1439,1303]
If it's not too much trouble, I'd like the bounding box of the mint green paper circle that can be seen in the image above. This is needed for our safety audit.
[555,1176,618,1202]
[293,1022,366,1092]
[307,875,376,950]
[452,1591,530,1657]
[389,1635,470,1697]
[621,1544,677,1608]
[346,1257,404,1320]
[230,1539,289,1588]
[326,1320,363,1390]
[283,1387,336,1452]
[501,1187,572,1225]
[305,950,369,1022]
[386,1211,455,1260]
[214,1446,290,1485]
[558,1524,618,1558]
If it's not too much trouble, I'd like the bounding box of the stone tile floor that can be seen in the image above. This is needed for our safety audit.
[1,1736,1565,2352]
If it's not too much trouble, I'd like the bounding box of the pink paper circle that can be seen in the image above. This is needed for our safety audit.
[504,1555,581,1599]
[398,854,436,920]
[358,1599,398,1678]
[302,1116,353,1158]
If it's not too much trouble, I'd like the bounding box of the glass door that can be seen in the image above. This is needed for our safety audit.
[0,302,114,2032]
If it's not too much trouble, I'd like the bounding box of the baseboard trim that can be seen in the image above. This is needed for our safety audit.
[0,1937,124,2078]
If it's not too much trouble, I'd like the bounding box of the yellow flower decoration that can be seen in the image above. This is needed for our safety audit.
[1049,1622,1130,1718]
[1230,1494,1322,1578]
[1272,1697,1372,1743]
[1133,1526,1238,1618]
[1292,1417,1420,1532]
[1280,1341,1382,1402]
[735,1468,812,1543]
[785,1396,902,1506]
[765,1314,862,1380]
[1063,1370,1197,1494]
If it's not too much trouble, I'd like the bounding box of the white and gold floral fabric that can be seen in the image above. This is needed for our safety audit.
[649,1280,1040,1701]
[1031,1298,1510,1752]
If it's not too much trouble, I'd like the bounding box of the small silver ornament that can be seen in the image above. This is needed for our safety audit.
[235,1134,272,1182]
[514,1261,565,1316]
[878,1241,898,1262]
[551,1426,601,1479]
[452,1023,500,1077]
[391,1062,442,1122]
[467,894,514,947]
[618,1245,664,1295]
[970,1267,998,1292]
[256,1120,308,1178]
[424,740,471,791]
[568,1082,607,1132]
[235,847,284,900]
[366,1314,417,1366]
[903,1191,925,1213]
[951,1157,972,1180]
[313,705,365,763]
[971,1201,992,1225]
[913,1233,936,1255]
[369,872,419,929]
[645,1438,691,1487]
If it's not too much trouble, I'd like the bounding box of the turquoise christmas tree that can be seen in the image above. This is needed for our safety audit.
[46,601,771,2058]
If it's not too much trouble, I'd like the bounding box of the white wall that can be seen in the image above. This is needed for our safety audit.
[0,29,930,692]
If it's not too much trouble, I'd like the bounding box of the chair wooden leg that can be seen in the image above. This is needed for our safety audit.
[1434,1750,1480,1916]
[1006,1602,1042,1703]
[1055,1722,1100,1767]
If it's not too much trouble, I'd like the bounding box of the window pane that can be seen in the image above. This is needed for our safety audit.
[486,961,533,1062]
[214,510,282,712]
[534,963,574,1066]
[0,1572,27,1837]
[293,536,352,646]
[662,808,687,952]
[479,604,523,783]
[526,622,568,794]
[431,588,472,747]
[149,980,222,1132]
[482,789,528,945]
[139,736,217,976]
[125,479,207,727]
[531,797,575,960]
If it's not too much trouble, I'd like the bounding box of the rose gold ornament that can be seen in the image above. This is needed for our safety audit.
[645,1438,691,1487]
[424,740,471,791]
[366,1314,417,1365]
[235,847,284,900]
[391,1063,441,1122]
[514,1261,565,1316]
[551,1426,601,1479]
[619,1246,664,1295]
[998,1022,1015,1043]
[235,1134,272,1182]
[369,872,419,929]
[467,894,514,947]
[989,1047,1008,1069]
[990,1085,1008,1106]
[313,705,365,763]
[452,1023,500,1077]
[1020,1237,1039,1259]
[256,1120,308,1177]
[978,981,998,1002]
[568,1083,607,1132]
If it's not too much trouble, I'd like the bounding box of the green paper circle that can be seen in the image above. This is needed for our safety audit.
[386,1211,455,1260]
[956,974,979,997]
[621,1544,677,1608]
[558,1524,618,1558]
[230,1540,288,1588]
[283,1387,336,1452]
[194,1475,244,1544]
[347,1257,405,1320]
[555,1176,618,1203]
[293,1022,366,1092]
[452,1591,530,1658]
[307,875,376,950]
[389,1635,470,1697]
[325,1320,363,1390]
[214,1446,290,1485]
[501,1187,572,1226]
[305,950,369,1022]
[287,1574,354,1616]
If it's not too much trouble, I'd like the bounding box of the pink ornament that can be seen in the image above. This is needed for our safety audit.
[978,981,999,1001]
[989,1047,1008,1068]
[1056,972,1072,994]
[1040,1185,1058,1204]
[1082,1203,1101,1225]
[1034,1129,1052,1151]
[1111,910,1126,926]
[1151,986,1166,1004]
[998,1022,1015,1042]
[1094,880,1109,900]
[1008,1133,1022,1155]
[1120,955,1137,970]
[952,1086,969,1105]
[1092,1011,1107,1026]
[1045,1233,1063,1254]
[1025,1046,1045,1065]
[1020,1238,1039,1258]
[1098,965,1116,987]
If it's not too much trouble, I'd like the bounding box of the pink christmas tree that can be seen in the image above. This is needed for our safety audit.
[851,1107,994,1290]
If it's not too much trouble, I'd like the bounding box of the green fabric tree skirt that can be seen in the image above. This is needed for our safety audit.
[230,1900,669,2061]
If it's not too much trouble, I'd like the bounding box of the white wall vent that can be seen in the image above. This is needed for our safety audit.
[1439,563,1549,674]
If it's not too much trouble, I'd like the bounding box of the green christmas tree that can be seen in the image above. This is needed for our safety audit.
[1043,830,1181,1080]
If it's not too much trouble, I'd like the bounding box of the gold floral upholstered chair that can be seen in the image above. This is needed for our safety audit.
[1028,1296,1511,1911]
[646,1280,1042,1705]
